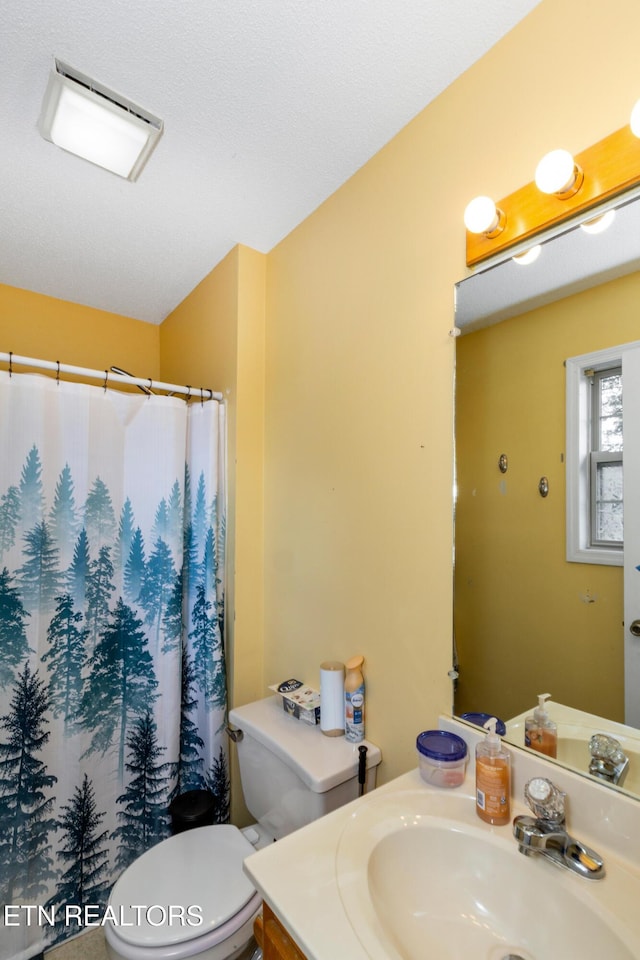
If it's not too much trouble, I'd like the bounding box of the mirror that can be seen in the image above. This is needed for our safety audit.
[453,193,640,799]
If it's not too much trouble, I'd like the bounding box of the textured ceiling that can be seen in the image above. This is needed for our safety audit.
[2,0,540,324]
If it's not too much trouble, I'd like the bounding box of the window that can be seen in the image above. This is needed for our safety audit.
[566,345,629,566]
[589,366,623,548]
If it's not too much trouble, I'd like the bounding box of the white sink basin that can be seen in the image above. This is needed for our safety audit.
[336,788,640,960]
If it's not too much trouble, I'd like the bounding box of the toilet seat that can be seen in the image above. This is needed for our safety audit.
[105,825,261,957]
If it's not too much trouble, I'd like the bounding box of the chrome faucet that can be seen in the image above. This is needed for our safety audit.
[589,733,629,787]
[513,778,605,880]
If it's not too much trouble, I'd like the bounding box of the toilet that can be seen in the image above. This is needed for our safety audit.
[104,695,381,960]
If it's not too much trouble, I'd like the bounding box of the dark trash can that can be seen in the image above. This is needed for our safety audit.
[169,789,216,834]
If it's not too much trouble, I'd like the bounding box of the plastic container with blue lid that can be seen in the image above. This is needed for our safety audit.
[460,712,506,737]
[416,730,468,788]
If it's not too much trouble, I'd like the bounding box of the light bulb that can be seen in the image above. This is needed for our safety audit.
[535,149,582,197]
[580,209,616,235]
[463,196,505,236]
[631,99,640,137]
[512,245,542,266]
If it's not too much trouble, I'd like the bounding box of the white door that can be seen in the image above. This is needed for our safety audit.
[623,345,640,726]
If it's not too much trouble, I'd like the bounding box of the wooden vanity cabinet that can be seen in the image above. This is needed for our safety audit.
[254,902,309,960]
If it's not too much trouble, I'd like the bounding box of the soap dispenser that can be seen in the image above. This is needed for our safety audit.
[524,693,558,758]
[475,717,511,825]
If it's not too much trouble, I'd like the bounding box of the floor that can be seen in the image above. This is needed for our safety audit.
[43,928,262,960]
[45,928,109,960]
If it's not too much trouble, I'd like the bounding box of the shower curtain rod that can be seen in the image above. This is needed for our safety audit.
[0,352,223,401]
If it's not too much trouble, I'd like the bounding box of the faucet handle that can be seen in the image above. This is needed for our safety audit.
[524,777,566,822]
[588,733,629,785]
[589,733,627,764]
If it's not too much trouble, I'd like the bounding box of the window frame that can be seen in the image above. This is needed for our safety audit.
[566,344,631,566]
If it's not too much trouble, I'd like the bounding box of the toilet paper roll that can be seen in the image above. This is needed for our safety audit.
[320,661,345,737]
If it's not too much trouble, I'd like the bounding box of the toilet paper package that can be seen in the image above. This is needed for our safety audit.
[269,679,321,725]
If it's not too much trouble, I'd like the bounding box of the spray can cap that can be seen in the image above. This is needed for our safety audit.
[346,655,364,670]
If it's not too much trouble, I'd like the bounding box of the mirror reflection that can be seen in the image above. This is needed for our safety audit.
[453,194,640,799]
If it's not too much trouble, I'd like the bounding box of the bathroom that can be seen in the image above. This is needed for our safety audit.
[2,0,640,958]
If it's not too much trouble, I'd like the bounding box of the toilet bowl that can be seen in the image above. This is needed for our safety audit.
[105,695,381,960]
[104,825,261,960]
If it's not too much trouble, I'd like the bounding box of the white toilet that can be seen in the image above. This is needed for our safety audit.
[104,695,381,960]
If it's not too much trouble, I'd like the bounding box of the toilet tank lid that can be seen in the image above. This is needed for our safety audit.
[228,696,381,793]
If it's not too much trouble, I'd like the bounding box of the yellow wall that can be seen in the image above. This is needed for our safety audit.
[0,282,159,375]
[263,122,457,782]
[455,272,640,724]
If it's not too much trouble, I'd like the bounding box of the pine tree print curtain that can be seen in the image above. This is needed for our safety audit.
[0,371,228,959]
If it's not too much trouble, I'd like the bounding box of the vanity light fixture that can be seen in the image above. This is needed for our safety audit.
[463,196,506,237]
[465,104,640,267]
[38,59,163,181]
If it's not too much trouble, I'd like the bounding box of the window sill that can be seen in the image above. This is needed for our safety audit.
[567,545,623,567]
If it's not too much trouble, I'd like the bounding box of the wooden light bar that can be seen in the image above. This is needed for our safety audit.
[466,123,640,267]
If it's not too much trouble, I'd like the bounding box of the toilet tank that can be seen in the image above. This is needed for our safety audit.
[228,696,381,839]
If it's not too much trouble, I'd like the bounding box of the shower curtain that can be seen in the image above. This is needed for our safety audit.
[0,371,228,960]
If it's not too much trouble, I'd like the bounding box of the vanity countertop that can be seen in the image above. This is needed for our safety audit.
[243,768,418,960]
[243,718,640,960]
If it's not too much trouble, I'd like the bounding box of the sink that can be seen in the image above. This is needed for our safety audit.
[336,787,640,960]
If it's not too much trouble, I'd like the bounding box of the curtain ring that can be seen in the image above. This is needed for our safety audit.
[56,361,61,386]
[200,387,204,407]
[186,385,191,403]
[8,352,12,377]
[103,369,109,392]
